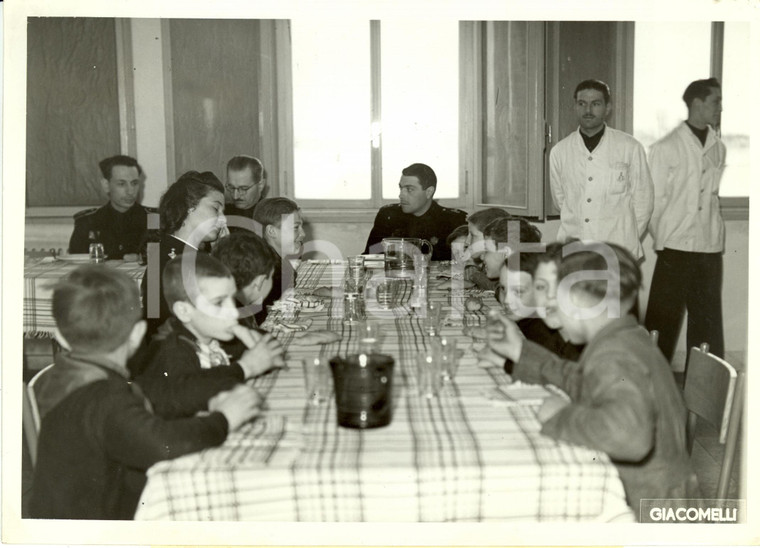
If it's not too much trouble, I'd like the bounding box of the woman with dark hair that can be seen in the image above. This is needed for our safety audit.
[141,171,228,339]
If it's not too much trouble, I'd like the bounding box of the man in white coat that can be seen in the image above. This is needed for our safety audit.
[550,79,653,260]
[644,78,726,362]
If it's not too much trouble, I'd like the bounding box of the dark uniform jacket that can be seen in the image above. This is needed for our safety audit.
[30,351,228,520]
[363,201,467,261]
[69,202,155,260]
[132,318,246,419]
[140,233,196,341]
[512,315,700,515]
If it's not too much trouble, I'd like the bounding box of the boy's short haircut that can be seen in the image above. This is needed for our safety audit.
[483,217,542,246]
[504,250,540,275]
[528,241,564,275]
[212,232,279,291]
[558,241,642,305]
[252,197,300,231]
[162,252,233,310]
[467,208,511,232]
[446,224,470,247]
[53,265,142,353]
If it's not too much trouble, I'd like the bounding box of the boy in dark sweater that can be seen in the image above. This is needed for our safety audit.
[30,265,262,519]
[135,252,284,419]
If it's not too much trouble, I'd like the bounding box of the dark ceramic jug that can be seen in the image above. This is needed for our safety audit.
[329,353,394,429]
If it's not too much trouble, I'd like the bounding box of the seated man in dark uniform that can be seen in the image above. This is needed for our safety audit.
[224,155,267,220]
[363,163,467,260]
[68,155,154,260]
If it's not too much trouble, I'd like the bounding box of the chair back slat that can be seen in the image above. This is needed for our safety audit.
[684,347,737,444]
[23,363,56,467]
[716,373,744,499]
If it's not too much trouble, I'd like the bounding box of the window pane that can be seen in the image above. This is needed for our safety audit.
[170,19,261,178]
[291,20,371,200]
[380,21,459,199]
[720,22,750,197]
[633,22,711,151]
[26,18,121,207]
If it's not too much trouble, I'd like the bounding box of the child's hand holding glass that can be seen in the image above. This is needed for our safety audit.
[485,310,524,364]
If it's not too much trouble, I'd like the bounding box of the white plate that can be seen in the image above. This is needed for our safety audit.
[57,254,95,263]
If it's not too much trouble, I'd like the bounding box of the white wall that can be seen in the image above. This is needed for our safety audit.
[131,19,172,207]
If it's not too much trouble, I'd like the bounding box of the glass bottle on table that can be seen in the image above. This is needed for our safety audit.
[88,231,105,264]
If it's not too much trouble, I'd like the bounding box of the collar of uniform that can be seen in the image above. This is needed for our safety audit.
[678,121,720,153]
[404,199,442,219]
[105,201,138,216]
[577,124,606,152]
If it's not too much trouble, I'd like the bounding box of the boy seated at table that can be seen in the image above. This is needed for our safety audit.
[134,252,284,418]
[437,225,475,290]
[465,207,512,260]
[252,197,306,324]
[485,241,700,515]
[468,217,542,291]
[509,242,584,362]
[30,265,262,520]
[471,248,583,364]
[211,231,279,330]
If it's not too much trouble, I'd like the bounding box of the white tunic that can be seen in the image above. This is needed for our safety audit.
[647,122,726,253]
[550,126,654,259]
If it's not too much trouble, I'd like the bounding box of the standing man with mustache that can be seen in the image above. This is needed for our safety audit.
[68,155,155,260]
[550,79,653,261]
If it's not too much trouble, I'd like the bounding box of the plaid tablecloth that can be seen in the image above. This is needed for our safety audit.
[135,262,634,522]
[24,258,145,335]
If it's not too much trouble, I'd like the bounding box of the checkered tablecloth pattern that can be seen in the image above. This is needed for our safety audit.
[135,262,634,522]
[24,259,145,335]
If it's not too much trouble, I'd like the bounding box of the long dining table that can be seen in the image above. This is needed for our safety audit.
[134,260,634,522]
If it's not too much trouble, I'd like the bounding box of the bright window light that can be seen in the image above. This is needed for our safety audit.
[291,20,372,200]
[380,21,459,199]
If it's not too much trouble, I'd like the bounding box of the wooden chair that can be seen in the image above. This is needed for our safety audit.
[684,343,744,499]
[22,363,55,468]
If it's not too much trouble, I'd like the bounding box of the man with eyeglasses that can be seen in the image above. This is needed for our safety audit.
[224,155,267,221]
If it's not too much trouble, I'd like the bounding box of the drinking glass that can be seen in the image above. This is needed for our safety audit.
[343,293,364,325]
[347,255,365,268]
[415,350,442,398]
[422,301,443,336]
[357,320,384,354]
[435,337,459,381]
[302,357,330,405]
[376,279,401,310]
[89,243,105,264]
